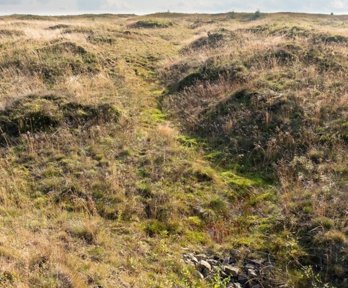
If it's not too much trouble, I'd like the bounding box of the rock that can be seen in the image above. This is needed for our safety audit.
[222,256,236,265]
[196,254,207,260]
[183,254,199,266]
[207,259,218,266]
[223,265,240,276]
[249,259,265,266]
[238,273,248,283]
[191,256,199,264]
[227,283,242,288]
[195,271,205,279]
[228,257,237,264]
[245,264,255,269]
[230,249,240,257]
[248,268,258,277]
[198,260,212,272]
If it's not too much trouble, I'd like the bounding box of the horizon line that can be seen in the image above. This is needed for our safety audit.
[0,11,347,17]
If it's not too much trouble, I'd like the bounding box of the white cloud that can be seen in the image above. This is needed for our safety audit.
[332,0,346,9]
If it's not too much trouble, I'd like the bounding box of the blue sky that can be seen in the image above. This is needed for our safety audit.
[0,0,347,15]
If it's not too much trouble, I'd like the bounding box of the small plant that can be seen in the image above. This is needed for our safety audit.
[251,9,262,20]
[301,266,335,288]
[212,269,230,288]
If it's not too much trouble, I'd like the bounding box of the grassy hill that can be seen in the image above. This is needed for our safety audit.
[0,12,346,288]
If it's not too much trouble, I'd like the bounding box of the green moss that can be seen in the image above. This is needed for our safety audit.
[189,163,216,182]
[185,231,208,244]
[206,198,227,214]
[177,135,198,148]
[136,181,153,198]
[221,171,264,188]
[249,191,277,206]
[204,150,223,161]
[186,216,203,227]
[144,108,167,123]
[144,220,181,237]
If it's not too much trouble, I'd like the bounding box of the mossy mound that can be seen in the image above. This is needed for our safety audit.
[311,33,348,44]
[245,44,345,72]
[196,89,306,168]
[0,93,120,140]
[184,32,224,52]
[0,29,24,37]
[62,27,94,35]
[47,24,71,30]
[248,25,348,45]
[0,41,99,83]
[37,41,89,56]
[247,25,312,38]
[87,34,116,45]
[304,47,346,71]
[172,61,245,92]
[182,30,239,53]
[246,46,299,68]
[130,19,173,29]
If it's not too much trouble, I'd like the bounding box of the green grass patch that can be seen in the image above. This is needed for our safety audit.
[220,171,264,188]
[143,108,167,123]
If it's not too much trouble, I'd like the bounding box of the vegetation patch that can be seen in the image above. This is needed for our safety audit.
[0,93,120,141]
[312,33,348,44]
[0,41,99,83]
[195,89,306,170]
[87,34,116,45]
[47,24,71,30]
[0,29,24,37]
[182,31,234,53]
[171,61,245,92]
[130,19,173,29]
[247,24,312,38]
[304,47,346,72]
[62,26,94,34]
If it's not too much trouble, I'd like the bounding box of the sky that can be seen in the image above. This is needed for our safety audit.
[0,0,347,15]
